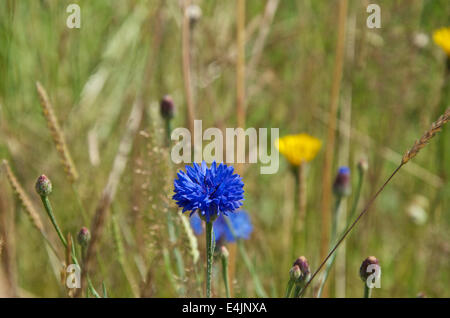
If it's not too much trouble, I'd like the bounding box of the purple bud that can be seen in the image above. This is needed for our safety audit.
[359,256,380,282]
[35,175,52,196]
[160,95,175,120]
[293,256,310,277]
[77,227,91,247]
[333,166,351,197]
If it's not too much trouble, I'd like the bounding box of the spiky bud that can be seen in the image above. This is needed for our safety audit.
[77,227,91,248]
[35,175,52,196]
[160,95,175,120]
[359,256,380,282]
[333,166,351,197]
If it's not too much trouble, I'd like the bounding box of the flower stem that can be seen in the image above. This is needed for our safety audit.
[223,215,268,297]
[285,279,295,298]
[317,196,342,297]
[364,284,372,298]
[221,250,231,298]
[40,195,67,247]
[348,167,364,224]
[205,221,213,298]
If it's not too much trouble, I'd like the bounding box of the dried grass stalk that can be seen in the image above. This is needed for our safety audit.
[36,82,79,183]
[1,160,44,233]
[402,108,450,164]
[78,99,144,296]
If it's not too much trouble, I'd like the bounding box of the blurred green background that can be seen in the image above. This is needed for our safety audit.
[0,0,449,297]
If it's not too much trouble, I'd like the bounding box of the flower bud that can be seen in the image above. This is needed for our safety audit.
[160,95,175,120]
[359,256,380,282]
[35,175,52,196]
[289,265,301,281]
[220,245,229,259]
[333,166,351,197]
[77,227,91,248]
[186,4,202,27]
[357,158,368,174]
[293,256,310,277]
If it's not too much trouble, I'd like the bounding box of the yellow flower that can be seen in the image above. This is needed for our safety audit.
[276,134,322,166]
[433,27,450,57]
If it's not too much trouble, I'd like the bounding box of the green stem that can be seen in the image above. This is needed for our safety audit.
[205,221,213,298]
[285,279,295,298]
[40,195,67,247]
[223,215,268,297]
[292,278,307,298]
[221,251,230,298]
[39,196,100,297]
[364,284,372,298]
[317,196,342,297]
[347,169,364,224]
[165,119,172,145]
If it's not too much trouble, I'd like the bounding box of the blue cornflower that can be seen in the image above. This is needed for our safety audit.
[333,166,351,197]
[190,210,253,243]
[173,161,244,222]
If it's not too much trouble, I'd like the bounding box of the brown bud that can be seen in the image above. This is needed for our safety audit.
[359,256,380,282]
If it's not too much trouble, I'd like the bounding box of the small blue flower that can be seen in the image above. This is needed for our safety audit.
[173,161,244,222]
[333,166,351,197]
[190,210,253,243]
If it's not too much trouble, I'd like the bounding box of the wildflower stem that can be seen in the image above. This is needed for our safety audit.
[223,215,268,297]
[364,284,372,298]
[164,118,172,146]
[285,279,295,298]
[205,221,214,298]
[221,249,231,298]
[40,195,67,248]
[317,196,342,297]
[348,167,364,223]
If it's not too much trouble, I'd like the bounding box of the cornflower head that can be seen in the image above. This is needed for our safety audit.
[160,95,175,120]
[275,134,321,166]
[433,27,450,57]
[359,256,380,282]
[190,210,253,243]
[173,161,244,222]
[333,166,351,197]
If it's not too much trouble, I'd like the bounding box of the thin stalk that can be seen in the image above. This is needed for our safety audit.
[205,221,214,298]
[317,196,342,298]
[40,195,67,247]
[237,240,267,297]
[39,195,99,297]
[224,215,268,297]
[348,168,364,224]
[320,0,348,266]
[299,164,403,296]
[317,169,365,297]
[364,284,372,298]
[221,250,231,298]
[285,279,295,298]
[292,278,307,298]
